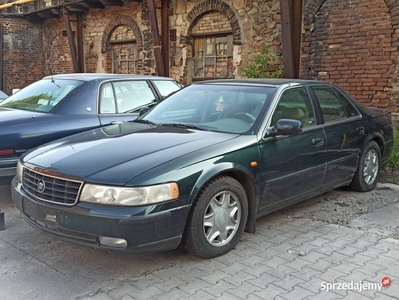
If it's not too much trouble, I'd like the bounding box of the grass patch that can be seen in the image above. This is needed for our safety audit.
[382,130,399,184]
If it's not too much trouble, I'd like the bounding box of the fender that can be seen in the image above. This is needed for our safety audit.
[188,161,258,203]
[187,160,260,234]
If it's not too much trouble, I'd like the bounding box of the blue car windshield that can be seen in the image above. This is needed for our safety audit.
[0,78,84,112]
[141,83,276,134]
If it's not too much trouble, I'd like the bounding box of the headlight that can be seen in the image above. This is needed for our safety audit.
[16,160,23,182]
[79,182,179,206]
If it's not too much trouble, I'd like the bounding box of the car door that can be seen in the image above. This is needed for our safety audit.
[310,85,367,191]
[98,80,159,126]
[258,86,327,214]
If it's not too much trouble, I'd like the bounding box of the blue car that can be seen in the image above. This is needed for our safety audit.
[0,73,183,178]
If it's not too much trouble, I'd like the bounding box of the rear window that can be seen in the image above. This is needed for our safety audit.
[0,78,84,113]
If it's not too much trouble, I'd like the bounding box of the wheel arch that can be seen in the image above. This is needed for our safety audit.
[366,132,385,158]
[189,163,258,234]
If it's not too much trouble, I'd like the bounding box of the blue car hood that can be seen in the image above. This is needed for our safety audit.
[23,122,238,185]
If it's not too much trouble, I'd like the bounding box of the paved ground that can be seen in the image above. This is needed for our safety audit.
[1,183,399,300]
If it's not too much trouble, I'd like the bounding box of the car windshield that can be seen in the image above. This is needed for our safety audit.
[0,78,84,113]
[141,83,276,134]
[0,90,8,99]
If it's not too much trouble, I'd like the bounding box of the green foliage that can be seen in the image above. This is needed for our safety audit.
[241,46,283,78]
[385,130,399,170]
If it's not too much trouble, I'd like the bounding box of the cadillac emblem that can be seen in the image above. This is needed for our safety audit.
[37,180,46,193]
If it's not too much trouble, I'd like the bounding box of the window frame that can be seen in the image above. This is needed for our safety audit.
[270,86,317,128]
[191,30,234,82]
[98,80,158,115]
[310,85,362,124]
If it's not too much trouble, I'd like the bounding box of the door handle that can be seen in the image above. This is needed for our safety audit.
[312,137,324,146]
[356,127,365,134]
[111,121,124,125]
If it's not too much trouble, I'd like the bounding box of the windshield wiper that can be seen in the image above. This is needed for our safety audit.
[161,123,208,131]
[132,119,159,126]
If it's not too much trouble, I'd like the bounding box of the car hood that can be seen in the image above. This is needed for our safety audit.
[23,122,239,185]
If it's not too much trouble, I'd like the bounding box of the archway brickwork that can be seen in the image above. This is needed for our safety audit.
[101,15,143,54]
[100,15,145,74]
[181,0,244,46]
[302,0,399,112]
[177,0,244,84]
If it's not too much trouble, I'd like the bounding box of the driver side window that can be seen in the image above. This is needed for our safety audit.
[271,87,315,127]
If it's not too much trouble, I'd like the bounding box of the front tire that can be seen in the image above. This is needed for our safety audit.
[183,176,248,258]
[350,141,381,192]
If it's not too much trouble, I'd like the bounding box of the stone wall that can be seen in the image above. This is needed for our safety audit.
[169,0,282,84]
[0,16,44,94]
[1,0,399,113]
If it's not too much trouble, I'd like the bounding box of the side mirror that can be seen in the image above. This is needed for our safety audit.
[139,106,151,116]
[268,119,303,137]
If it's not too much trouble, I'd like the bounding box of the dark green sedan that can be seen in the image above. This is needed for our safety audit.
[11,79,394,258]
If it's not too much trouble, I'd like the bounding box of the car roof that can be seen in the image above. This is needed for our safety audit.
[194,78,331,87]
[43,73,176,82]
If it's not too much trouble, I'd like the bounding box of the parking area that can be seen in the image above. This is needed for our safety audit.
[1,183,399,300]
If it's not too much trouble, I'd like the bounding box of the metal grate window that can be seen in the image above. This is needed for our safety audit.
[22,168,83,206]
[193,35,234,80]
[110,25,137,74]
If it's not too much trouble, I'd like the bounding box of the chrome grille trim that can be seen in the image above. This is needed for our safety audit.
[22,167,83,206]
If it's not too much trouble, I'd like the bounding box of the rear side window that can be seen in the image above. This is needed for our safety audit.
[152,80,182,99]
[332,87,360,117]
[311,86,346,123]
[99,80,157,114]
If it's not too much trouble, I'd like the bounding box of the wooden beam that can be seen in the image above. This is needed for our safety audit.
[161,0,169,76]
[62,8,80,73]
[147,0,165,76]
[76,14,84,72]
[100,0,123,6]
[37,10,58,18]
[292,0,303,78]
[81,0,105,8]
[66,4,88,13]
[280,0,295,78]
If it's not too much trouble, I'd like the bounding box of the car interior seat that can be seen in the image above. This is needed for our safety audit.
[282,107,307,125]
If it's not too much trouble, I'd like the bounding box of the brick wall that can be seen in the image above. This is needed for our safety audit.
[302,0,399,113]
[49,32,74,75]
[0,16,44,94]
[192,11,231,33]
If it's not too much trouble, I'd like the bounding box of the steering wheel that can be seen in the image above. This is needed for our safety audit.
[233,112,256,123]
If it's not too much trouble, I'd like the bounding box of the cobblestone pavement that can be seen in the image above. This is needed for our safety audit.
[78,219,399,300]
[2,183,399,300]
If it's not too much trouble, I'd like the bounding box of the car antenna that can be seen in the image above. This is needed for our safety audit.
[51,76,60,88]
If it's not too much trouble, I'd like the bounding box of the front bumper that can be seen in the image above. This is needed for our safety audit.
[11,177,191,253]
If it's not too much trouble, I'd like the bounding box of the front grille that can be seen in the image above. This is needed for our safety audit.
[22,168,83,206]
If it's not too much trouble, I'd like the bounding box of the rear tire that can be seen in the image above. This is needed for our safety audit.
[350,141,381,192]
[183,176,248,258]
